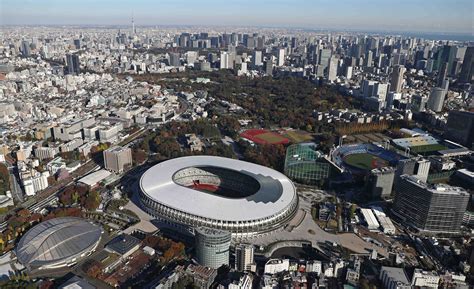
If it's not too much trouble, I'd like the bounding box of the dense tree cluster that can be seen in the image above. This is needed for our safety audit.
[0,163,10,195]
[143,235,186,263]
[58,184,101,211]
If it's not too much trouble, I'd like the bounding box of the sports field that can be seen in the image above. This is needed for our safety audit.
[241,129,290,145]
[343,153,389,170]
[410,144,447,154]
[284,130,314,143]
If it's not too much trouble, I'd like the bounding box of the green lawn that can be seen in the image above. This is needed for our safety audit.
[410,144,447,154]
[343,153,389,170]
[284,130,314,143]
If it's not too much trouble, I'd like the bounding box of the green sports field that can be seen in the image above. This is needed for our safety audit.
[410,144,447,154]
[343,153,389,170]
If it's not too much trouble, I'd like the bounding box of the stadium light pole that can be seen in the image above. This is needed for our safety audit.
[339,135,347,147]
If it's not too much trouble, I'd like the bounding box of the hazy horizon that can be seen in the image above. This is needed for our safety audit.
[1,0,472,34]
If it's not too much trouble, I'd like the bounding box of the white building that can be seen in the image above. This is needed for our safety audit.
[411,269,440,288]
[235,244,255,272]
[21,170,49,196]
[264,259,289,275]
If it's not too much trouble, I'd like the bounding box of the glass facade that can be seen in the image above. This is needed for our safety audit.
[195,227,231,269]
[284,143,331,185]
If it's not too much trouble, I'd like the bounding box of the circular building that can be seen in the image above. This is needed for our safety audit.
[16,217,103,270]
[195,227,231,269]
[139,156,298,238]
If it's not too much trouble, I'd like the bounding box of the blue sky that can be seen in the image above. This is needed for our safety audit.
[1,0,472,33]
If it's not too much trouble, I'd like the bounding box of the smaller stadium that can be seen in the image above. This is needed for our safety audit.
[15,217,103,271]
[332,143,404,173]
[240,129,290,145]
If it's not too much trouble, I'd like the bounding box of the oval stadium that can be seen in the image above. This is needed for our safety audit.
[139,156,298,238]
[15,217,103,270]
[332,143,404,174]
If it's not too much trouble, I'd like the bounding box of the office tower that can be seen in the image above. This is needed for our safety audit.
[73,39,81,49]
[220,52,230,69]
[437,62,448,87]
[235,244,256,272]
[103,146,132,173]
[411,95,428,112]
[327,56,338,81]
[444,110,474,148]
[252,50,262,66]
[195,227,231,269]
[395,157,430,183]
[245,36,255,49]
[427,87,447,112]
[389,65,406,93]
[21,40,31,57]
[374,83,388,101]
[66,54,80,75]
[179,33,190,47]
[368,167,395,199]
[264,60,273,76]
[256,36,265,50]
[277,48,285,66]
[319,49,331,69]
[345,66,353,79]
[393,175,469,234]
[169,52,180,67]
[459,46,474,83]
[364,50,373,67]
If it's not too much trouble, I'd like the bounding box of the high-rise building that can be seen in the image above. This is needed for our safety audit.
[235,244,256,272]
[277,48,285,66]
[395,157,430,183]
[393,175,469,234]
[264,60,273,76]
[103,146,132,173]
[459,46,474,83]
[220,52,231,69]
[195,227,231,269]
[73,39,81,50]
[169,52,180,67]
[368,167,395,199]
[252,50,262,66]
[389,65,406,93]
[327,56,338,82]
[21,40,31,57]
[319,49,332,70]
[444,110,474,148]
[427,87,447,112]
[66,54,80,75]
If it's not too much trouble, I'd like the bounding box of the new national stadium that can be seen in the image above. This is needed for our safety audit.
[139,156,298,238]
[332,143,404,173]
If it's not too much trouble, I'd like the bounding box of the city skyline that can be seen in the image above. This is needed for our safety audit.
[1,0,473,34]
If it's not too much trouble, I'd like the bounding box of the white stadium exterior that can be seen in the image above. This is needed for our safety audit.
[139,156,298,238]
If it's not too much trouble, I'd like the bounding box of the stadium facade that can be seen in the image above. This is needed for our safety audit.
[16,217,103,270]
[139,156,298,238]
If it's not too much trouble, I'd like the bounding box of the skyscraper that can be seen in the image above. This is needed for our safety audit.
[169,52,180,67]
[252,50,262,66]
[459,46,474,83]
[427,87,447,112]
[389,65,406,93]
[277,48,285,67]
[327,56,338,82]
[444,110,474,148]
[21,40,31,57]
[264,60,273,76]
[66,54,80,75]
[393,175,469,234]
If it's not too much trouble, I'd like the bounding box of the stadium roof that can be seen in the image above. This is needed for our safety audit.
[140,156,296,222]
[16,217,102,269]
